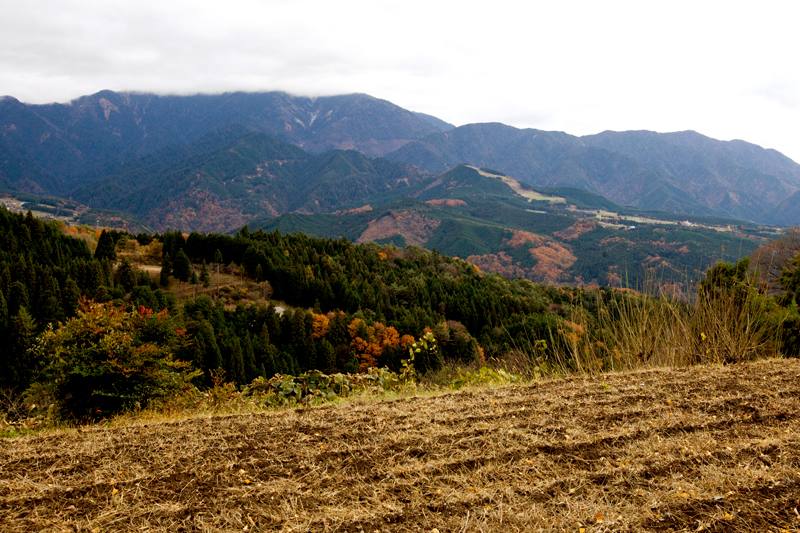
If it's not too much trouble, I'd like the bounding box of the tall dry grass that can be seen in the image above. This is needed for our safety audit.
[544,280,782,376]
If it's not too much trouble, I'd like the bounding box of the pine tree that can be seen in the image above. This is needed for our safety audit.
[94,230,117,261]
[0,262,11,294]
[61,277,81,315]
[256,324,277,377]
[227,339,246,386]
[117,257,137,292]
[160,253,173,287]
[242,332,259,383]
[9,307,35,385]
[7,281,29,317]
[214,249,223,293]
[189,269,198,297]
[102,258,114,287]
[0,288,8,336]
[174,249,192,283]
[15,255,34,288]
[200,260,211,288]
[317,339,336,373]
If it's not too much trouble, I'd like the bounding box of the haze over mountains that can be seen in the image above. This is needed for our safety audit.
[1,89,799,228]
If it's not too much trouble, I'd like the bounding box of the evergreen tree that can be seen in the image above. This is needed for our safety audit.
[88,260,106,295]
[191,320,223,383]
[200,260,211,288]
[256,324,277,377]
[214,249,223,292]
[36,289,62,329]
[0,262,11,294]
[7,281,29,316]
[0,288,7,336]
[14,255,34,287]
[61,277,81,316]
[174,249,192,283]
[94,230,117,261]
[117,257,137,292]
[102,258,114,287]
[9,307,35,385]
[226,339,246,385]
[242,332,259,382]
[317,338,336,373]
[93,285,111,303]
[138,270,151,288]
[290,309,316,371]
[779,252,800,306]
[160,253,173,287]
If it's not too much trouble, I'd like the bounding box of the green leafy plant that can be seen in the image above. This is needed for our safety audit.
[408,332,441,375]
[451,366,519,390]
[25,298,201,421]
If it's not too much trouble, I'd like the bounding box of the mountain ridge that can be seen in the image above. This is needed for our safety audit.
[2,89,799,225]
[386,123,800,223]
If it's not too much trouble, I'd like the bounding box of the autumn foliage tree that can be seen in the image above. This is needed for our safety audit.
[26,298,200,421]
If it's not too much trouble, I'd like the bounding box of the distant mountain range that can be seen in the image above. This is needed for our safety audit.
[249,164,766,287]
[0,89,798,227]
[0,90,449,180]
[385,124,800,224]
[69,128,431,232]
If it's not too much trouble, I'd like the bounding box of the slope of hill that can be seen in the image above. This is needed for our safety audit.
[252,165,764,287]
[0,138,63,194]
[71,131,431,233]
[386,123,800,224]
[4,358,798,532]
[413,111,455,132]
[766,189,800,226]
[4,89,799,226]
[0,91,444,182]
[581,130,800,222]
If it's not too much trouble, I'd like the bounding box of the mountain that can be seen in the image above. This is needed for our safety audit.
[3,89,800,225]
[385,123,800,224]
[412,112,455,132]
[384,123,717,214]
[581,130,800,222]
[0,137,63,194]
[767,190,800,226]
[71,130,431,232]
[251,165,764,287]
[0,91,444,182]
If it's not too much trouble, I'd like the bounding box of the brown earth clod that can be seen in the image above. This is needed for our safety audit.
[2,359,800,532]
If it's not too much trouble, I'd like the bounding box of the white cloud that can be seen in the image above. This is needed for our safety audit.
[2,0,800,162]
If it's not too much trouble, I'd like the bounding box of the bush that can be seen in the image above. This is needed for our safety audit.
[26,298,200,421]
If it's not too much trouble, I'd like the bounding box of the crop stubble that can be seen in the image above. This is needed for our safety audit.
[1,358,799,532]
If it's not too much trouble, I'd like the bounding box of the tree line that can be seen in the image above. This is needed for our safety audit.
[3,207,800,421]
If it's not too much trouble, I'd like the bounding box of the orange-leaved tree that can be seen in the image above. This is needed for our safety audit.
[27,298,200,421]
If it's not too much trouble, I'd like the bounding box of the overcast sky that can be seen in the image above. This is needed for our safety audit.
[3,0,800,161]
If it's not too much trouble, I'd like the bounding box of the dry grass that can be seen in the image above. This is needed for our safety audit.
[2,358,799,532]
[548,285,781,376]
[154,268,274,309]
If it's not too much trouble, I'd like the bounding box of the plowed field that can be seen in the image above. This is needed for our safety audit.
[2,359,800,532]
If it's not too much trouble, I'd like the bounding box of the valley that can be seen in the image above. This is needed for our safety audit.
[0,89,795,289]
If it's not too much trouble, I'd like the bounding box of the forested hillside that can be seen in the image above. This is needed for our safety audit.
[252,165,765,288]
[69,131,431,233]
[3,90,800,226]
[0,207,571,395]
[0,91,446,182]
[385,123,800,223]
[2,205,800,424]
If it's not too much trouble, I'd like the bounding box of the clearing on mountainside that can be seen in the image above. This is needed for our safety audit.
[2,358,799,532]
[470,166,566,204]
